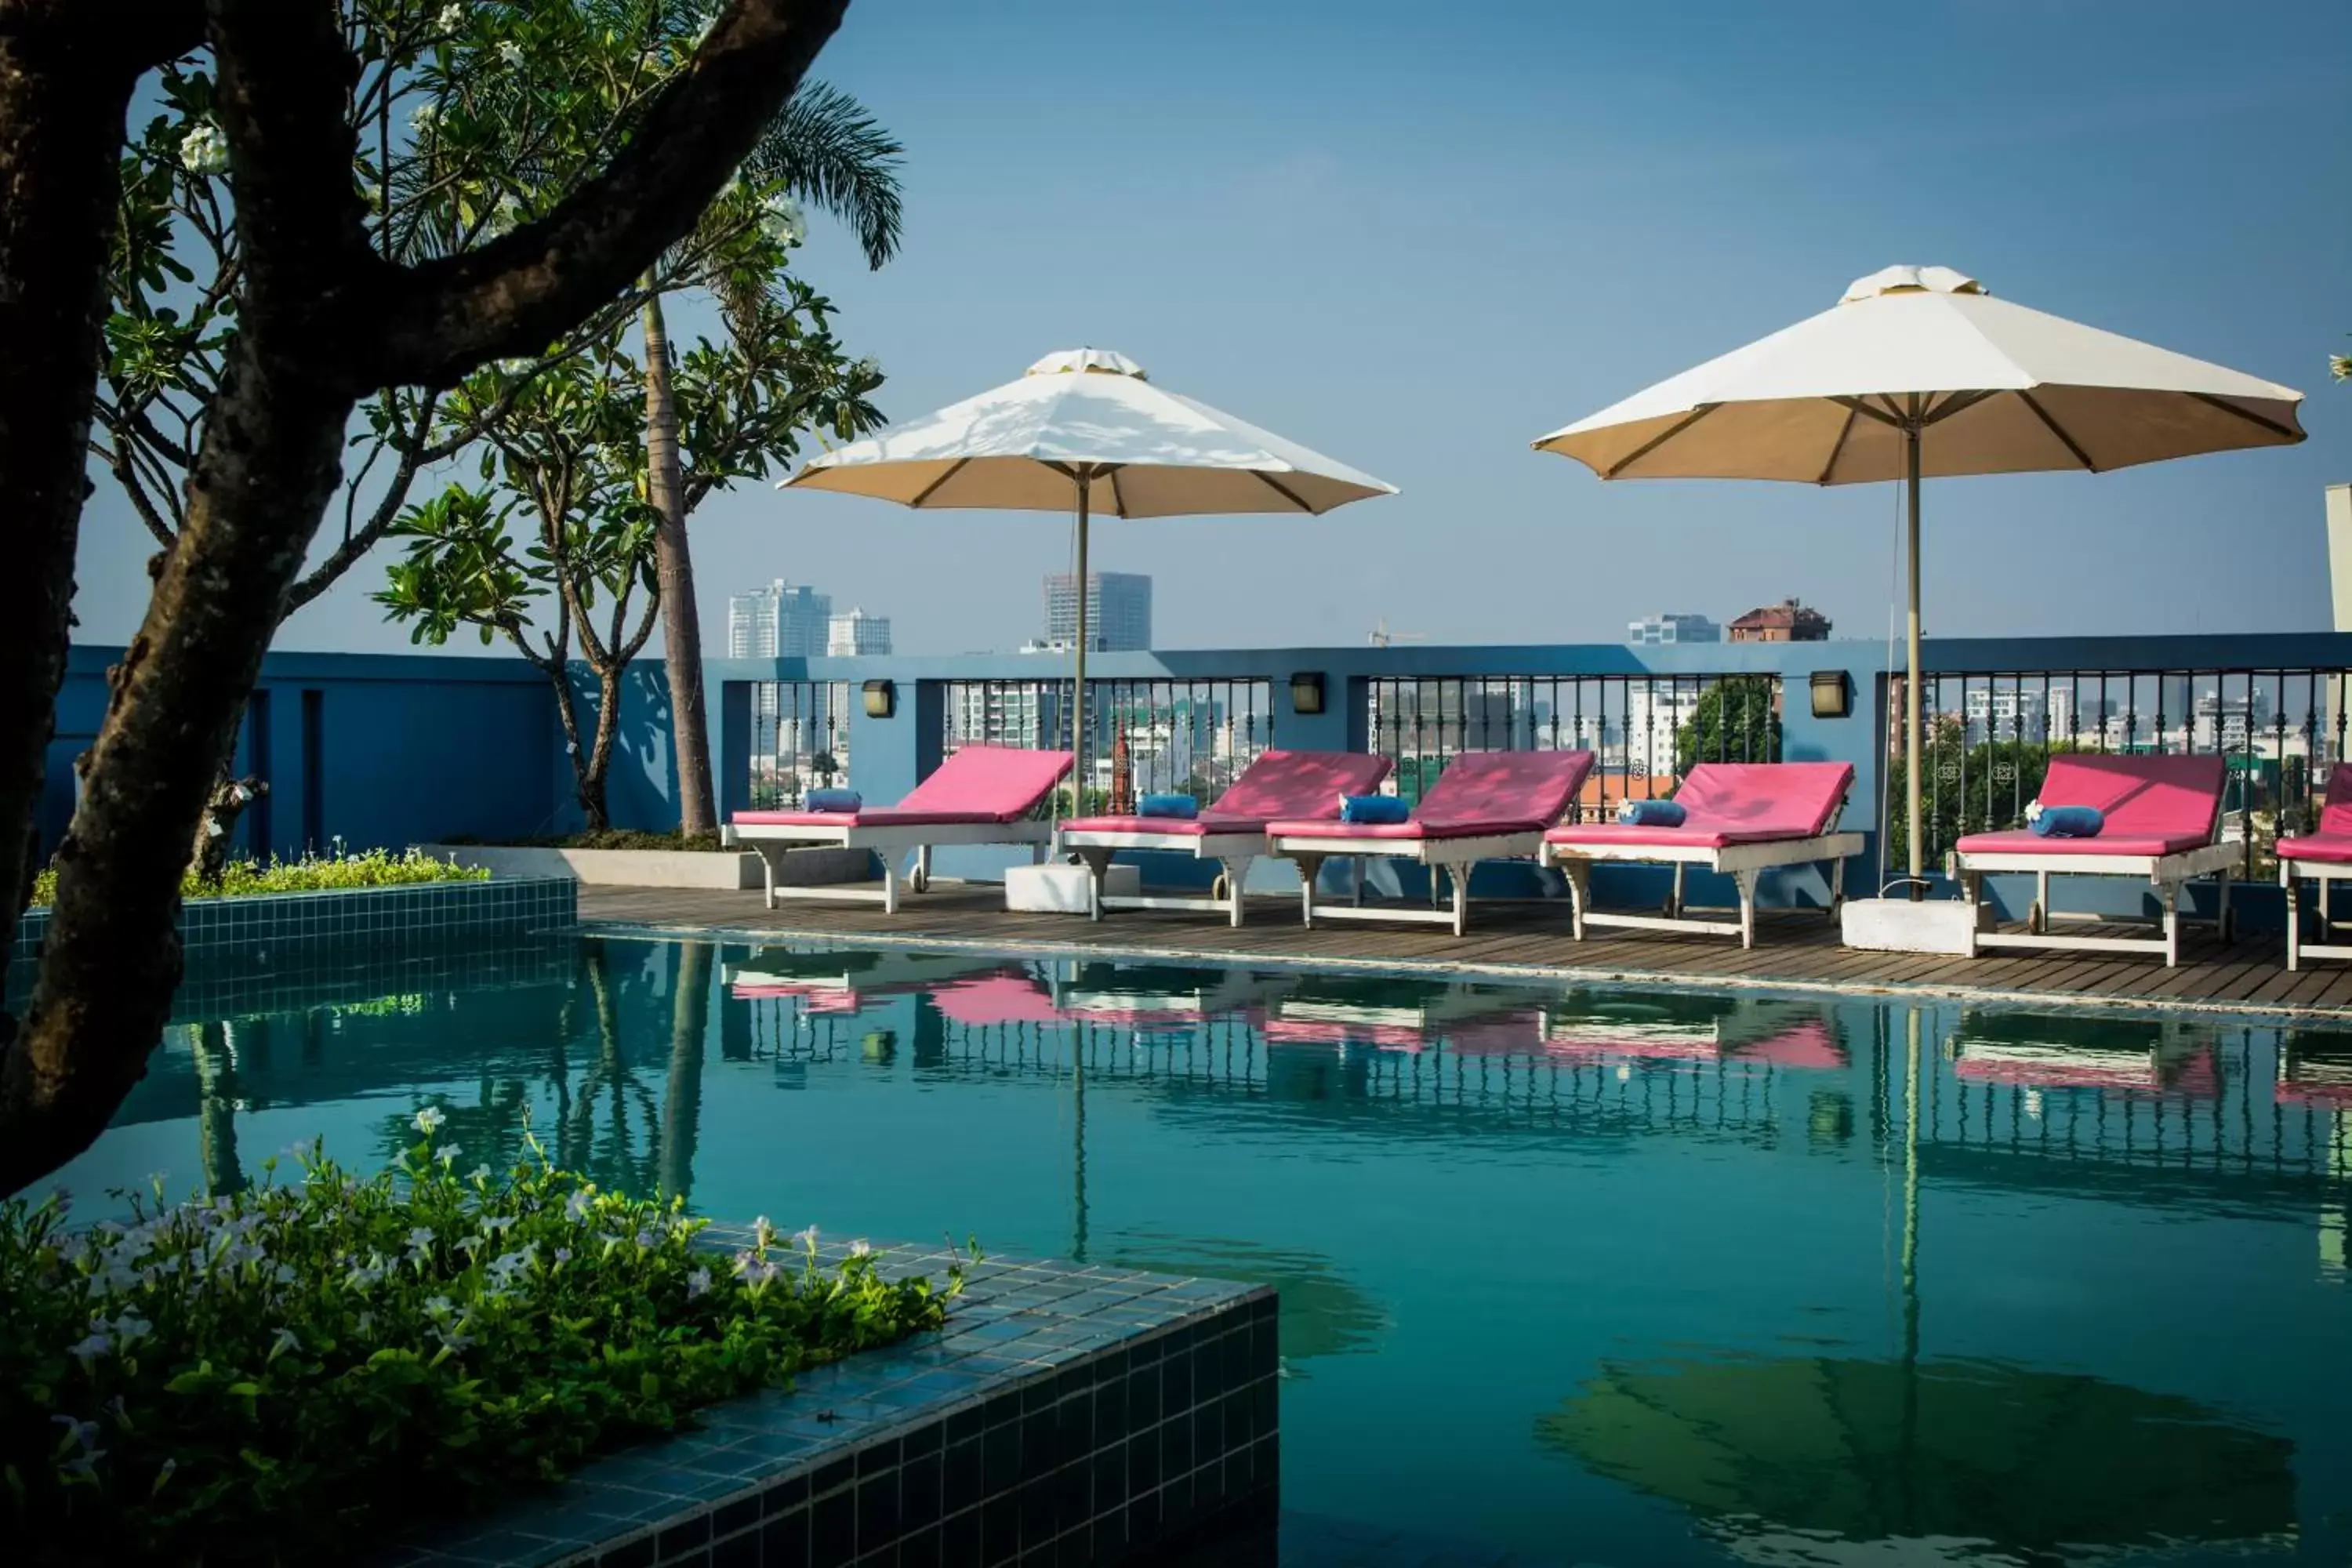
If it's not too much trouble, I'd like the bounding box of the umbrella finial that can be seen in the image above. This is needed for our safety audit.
[1840,265,1986,304]
[1027,347,1149,380]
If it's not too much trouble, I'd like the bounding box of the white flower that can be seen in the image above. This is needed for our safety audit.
[406,1226,436,1251]
[410,102,440,135]
[437,1144,462,1167]
[849,357,880,385]
[848,1239,873,1259]
[437,1329,475,1353]
[752,1216,776,1247]
[792,1225,819,1251]
[412,1106,446,1136]
[552,1248,572,1266]
[758,192,805,246]
[436,2,464,31]
[468,1165,492,1183]
[479,1215,517,1236]
[111,1314,151,1345]
[564,1190,593,1222]
[269,1327,300,1359]
[496,39,523,66]
[67,1332,111,1367]
[731,1247,758,1278]
[423,1295,455,1317]
[180,122,228,177]
[685,1267,712,1299]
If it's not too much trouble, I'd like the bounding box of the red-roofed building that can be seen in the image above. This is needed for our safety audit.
[1728,598,1831,642]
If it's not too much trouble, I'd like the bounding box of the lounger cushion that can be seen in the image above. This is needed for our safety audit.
[1274,750,1594,842]
[731,745,1072,829]
[1210,750,1394,820]
[2315,767,2352,836]
[2278,833,2352,866]
[1059,815,1258,838]
[1547,760,1856,850]
[1950,828,2213,857]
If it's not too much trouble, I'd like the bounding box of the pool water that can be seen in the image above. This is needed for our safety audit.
[45,936,2352,1566]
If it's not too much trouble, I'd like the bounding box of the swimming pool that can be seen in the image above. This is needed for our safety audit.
[43,936,2352,1566]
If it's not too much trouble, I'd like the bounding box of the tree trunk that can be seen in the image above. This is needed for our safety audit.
[641,289,719,838]
[0,16,155,975]
[579,664,626,834]
[0,343,358,1195]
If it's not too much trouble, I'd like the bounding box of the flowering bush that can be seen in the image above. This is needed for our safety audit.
[28,847,489,909]
[0,1119,963,1565]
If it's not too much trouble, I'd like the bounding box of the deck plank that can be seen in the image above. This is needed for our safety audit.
[572,883,2350,1021]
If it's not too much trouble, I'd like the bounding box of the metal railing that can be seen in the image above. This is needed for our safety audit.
[940,677,1276,814]
[1896,666,2350,877]
[1363,673,1782,815]
[745,681,853,809]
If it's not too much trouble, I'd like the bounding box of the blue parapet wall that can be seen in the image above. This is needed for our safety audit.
[44,633,2352,937]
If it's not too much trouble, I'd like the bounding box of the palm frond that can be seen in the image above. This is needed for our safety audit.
[746,79,905,269]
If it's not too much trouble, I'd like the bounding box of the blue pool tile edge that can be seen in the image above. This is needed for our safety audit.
[9,875,576,967]
[377,1237,1279,1568]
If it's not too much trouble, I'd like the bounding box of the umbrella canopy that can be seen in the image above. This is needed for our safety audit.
[789,347,1397,515]
[784,348,1396,796]
[1540,1355,2299,1563]
[1532,266,2304,889]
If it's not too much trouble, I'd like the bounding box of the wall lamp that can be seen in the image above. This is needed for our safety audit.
[1809,670,1853,720]
[861,679,897,720]
[1289,672,1327,717]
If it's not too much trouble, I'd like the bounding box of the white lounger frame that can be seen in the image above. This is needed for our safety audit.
[2279,856,2352,971]
[1538,832,1864,949]
[1953,840,2239,967]
[726,819,1051,915]
[1266,833,1540,938]
[1056,827,1265,927]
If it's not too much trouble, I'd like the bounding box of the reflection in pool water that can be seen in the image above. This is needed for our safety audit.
[42,938,2352,1566]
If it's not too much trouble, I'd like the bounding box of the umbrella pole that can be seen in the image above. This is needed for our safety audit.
[1905,422,1924,898]
[1073,473,1091,818]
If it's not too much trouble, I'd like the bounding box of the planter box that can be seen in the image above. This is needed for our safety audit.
[419,843,872,891]
[9,875,575,970]
[1840,895,1980,956]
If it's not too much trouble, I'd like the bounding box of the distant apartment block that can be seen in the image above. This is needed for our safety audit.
[1628,612,1722,645]
[728,579,831,659]
[826,607,891,657]
[1045,572,1152,652]
[1728,598,1831,643]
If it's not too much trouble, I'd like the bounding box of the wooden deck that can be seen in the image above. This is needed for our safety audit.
[574,882,2352,1023]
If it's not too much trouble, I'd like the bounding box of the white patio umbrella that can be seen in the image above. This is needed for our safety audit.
[784,347,1396,802]
[1532,265,2305,891]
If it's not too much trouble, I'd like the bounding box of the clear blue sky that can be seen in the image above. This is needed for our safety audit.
[71,0,2352,655]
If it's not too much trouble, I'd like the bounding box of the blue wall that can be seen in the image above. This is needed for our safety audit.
[45,631,2352,934]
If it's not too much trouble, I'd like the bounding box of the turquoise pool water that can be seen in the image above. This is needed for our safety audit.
[44,936,2352,1566]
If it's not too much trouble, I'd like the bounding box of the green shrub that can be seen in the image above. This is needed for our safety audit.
[1,1122,964,1565]
[28,847,490,909]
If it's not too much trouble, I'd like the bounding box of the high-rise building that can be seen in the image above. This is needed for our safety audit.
[1628,612,1722,645]
[1044,572,1152,652]
[727,579,831,659]
[1728,598,1832,642]
[826,607,891,657]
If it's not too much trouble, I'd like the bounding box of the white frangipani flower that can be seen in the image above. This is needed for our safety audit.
[180,123,229,177]
[757,192,805,246]
[496,39,523,67]
[437,3,465,31]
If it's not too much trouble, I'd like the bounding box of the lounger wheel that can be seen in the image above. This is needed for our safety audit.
[1210,873,1230,902]
[909,866,930,895]
[2027,900,2045,935]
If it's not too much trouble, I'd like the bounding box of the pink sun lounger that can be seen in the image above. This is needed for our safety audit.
[1951,753,2236,967]
[1054,750,1393,927]
[2275,767,2352,969]
[1538,762,1860,949]
[1263,750,1595,936]
[726,746,1073,915]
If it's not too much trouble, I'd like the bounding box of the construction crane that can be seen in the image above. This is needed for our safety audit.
[1369,618,1428,648]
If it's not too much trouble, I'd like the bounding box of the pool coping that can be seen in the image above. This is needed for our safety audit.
[376,1233,1276,1568]
[572,915,2352,1030]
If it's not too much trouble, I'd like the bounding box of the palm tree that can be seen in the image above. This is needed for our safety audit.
[644,81,903,839]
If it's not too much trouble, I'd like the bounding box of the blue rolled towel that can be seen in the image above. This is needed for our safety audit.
[2030,803,2103,838]
[1339,793,1410,826]
[1618,799,1686,827]
[804,788,862,814]
[1137,793,1199,820]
